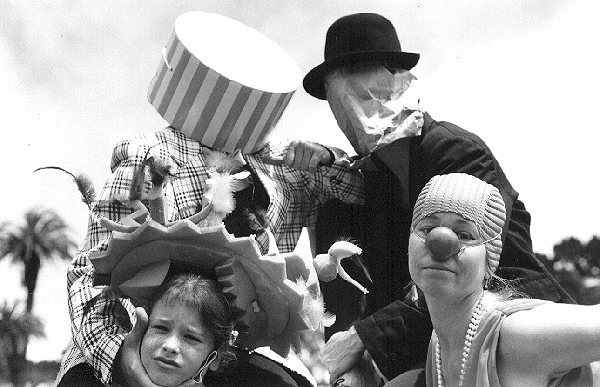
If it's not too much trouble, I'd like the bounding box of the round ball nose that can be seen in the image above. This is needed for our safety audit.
[425,227,461,262]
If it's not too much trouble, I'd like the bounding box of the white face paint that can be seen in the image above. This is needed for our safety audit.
[325,64,424,157]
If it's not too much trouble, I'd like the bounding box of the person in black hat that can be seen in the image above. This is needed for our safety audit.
[304,12,575,385]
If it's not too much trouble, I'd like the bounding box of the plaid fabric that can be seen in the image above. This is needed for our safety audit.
[56,127,364,386]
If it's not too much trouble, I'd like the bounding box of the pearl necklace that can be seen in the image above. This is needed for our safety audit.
[435,296,487,387]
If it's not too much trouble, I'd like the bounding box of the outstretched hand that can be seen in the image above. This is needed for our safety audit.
[114,307,198,387]
[262,140,333,173]
[320,326,366,384]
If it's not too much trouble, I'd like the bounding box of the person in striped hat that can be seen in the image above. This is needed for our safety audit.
[303,12,574,386]
[57,11,363,387]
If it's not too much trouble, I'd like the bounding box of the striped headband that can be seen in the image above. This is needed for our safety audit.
[411,173,506,273]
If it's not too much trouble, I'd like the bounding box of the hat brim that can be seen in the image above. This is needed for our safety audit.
[90,215,311,357]
[303,50,420,100]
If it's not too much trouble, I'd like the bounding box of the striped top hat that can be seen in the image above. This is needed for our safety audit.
[148,12,301,154]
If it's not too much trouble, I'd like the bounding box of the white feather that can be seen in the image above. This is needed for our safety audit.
[296,278,336,330]
[204,173,236,214]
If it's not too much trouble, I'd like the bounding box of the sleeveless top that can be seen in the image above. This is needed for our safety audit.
[424,298,600,387]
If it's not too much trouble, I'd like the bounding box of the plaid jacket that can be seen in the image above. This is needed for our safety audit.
[56,127,364,385]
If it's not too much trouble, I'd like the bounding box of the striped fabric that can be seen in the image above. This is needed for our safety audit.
[148,13,299,154]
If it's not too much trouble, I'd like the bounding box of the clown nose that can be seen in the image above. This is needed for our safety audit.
[425,227,462,262]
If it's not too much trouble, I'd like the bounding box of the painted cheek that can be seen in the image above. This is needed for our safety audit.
[408,241,426,282]
[408,236,427,261]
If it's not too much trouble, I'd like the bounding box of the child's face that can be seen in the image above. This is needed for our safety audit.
[141,298,216,386]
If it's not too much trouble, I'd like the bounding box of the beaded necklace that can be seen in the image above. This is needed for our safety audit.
[435,295,487,387]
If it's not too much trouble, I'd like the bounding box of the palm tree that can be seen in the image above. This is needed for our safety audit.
[0,206,77,313]
[0,301,45,387]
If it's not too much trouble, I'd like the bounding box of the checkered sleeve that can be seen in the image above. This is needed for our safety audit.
[270,140,364,207]
[61,136,164,385]
[66,249,133,385]
[58,130,207,385]
[305,161,364,229]
[277,140,363,204]
[260,141,364,250]
[319,157,365,204]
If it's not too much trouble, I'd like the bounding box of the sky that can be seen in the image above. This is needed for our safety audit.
[1,0,599,362]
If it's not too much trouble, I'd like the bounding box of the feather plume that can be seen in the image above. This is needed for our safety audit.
[296,277,336,330]
[246,207,269,232]
[204,149,240,173]
[129,164,147,201]
[73,174,97,207]
[144,156,176,187]
[204,173,236,214]
[33,166,96,209]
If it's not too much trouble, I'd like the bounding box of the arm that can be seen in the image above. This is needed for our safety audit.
[266,139,365,207]
[321,299,432,382]
[67,249,133,385]
[321,297,431,381]
[499,303,600,378]
[353,300,432,380]
[65,137,160,384]
[320,326,365,383]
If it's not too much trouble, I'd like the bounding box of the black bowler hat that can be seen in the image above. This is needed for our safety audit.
[303,13,420,100]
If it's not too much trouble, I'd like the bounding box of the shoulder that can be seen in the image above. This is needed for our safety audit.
[110,128,200,170]
[496,300,558,360]
[411,114,500,179]
[420,117,488,149]
[494,298,551,316]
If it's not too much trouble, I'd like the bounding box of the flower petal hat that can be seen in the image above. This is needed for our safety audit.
[86,156,322,357]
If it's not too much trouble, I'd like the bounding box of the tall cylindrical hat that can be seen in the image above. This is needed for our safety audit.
[148,12,301,153]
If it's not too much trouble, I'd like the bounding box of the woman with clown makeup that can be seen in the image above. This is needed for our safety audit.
[387,173,600,386]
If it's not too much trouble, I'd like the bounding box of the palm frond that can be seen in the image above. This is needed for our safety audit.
[0,301,45,339]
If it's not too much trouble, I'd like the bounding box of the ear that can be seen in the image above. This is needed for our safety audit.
[208,350,222,371]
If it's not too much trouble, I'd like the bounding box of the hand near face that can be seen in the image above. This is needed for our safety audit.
[262,140,333,173]
[114,307,198,387]
[320,326,366,384]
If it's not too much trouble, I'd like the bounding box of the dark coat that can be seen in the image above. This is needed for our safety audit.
[316,112,573,380]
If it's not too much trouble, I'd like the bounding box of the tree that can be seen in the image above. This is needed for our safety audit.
[547,235,600,304]
[0,207,76,313]
[584,236,600,271]
[553,237,584,263]
[0,301,45,387]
